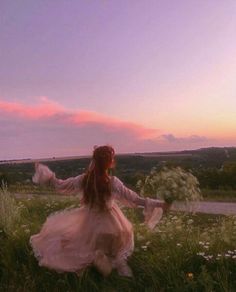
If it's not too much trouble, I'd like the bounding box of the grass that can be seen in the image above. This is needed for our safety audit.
[1,189,236,291]
[202,189,236,202]
[8,183,236,202]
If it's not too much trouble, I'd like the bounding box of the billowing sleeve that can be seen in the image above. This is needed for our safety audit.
[111,176,165,229]
[32,163,84,196]
[111,176,143,208]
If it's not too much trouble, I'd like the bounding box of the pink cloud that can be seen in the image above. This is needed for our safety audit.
[68,111,158,139]
[0,97,159,140]
[0,97,63,119]
[1,97,220,160]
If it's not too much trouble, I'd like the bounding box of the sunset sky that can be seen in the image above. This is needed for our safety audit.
[1,1,236,159]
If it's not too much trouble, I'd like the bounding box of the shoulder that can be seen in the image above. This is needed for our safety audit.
[110,176,123,184]
[110,176,124,192]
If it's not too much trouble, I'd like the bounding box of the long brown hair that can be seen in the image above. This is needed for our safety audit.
[82,145,115,210]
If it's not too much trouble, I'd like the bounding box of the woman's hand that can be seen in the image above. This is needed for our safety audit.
[32,163,55,185]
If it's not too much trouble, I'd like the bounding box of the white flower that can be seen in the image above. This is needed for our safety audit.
[197,252,205,256]
[137,166,202,203]
[187,219,194,225]
[136,234,144,241]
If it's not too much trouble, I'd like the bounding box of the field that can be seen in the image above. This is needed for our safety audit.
[1,147,236,202]
[1,147,236,291]
[1,188,236,291]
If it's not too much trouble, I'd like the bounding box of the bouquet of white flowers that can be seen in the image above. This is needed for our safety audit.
[136,166,202,204]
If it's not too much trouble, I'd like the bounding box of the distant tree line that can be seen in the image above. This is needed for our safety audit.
[0,147,236,191]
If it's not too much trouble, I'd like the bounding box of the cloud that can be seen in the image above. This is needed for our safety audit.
[0,97,158,140]
[0,97,223,160]
[0,97,161,159]
[0,97,63,119]
[161,134,207,143]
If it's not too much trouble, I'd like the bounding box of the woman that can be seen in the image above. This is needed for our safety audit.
[30,145,168,277]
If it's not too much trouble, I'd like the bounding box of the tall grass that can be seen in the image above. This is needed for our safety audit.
[0,185,25,235]
[1,191,236,291]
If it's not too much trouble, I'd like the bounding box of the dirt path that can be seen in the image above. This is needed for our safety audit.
[172,201,236,215]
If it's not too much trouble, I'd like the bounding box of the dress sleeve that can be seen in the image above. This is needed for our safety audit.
[32,163,84,196]
[111,176,143,208]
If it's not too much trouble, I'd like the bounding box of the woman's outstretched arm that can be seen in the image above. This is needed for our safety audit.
[112,176,170,229]
[32,163,84,196]
[111,176,162,208]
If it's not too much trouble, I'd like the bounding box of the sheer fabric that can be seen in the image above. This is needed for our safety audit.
[30,164,162,274]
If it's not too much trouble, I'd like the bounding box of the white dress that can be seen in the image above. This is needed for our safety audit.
[30,164,163,275]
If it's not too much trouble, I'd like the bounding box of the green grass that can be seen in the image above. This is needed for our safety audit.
[1,189,236,291]
[8,183,236,203]
[202,189,236,202]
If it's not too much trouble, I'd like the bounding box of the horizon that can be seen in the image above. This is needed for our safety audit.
[1,145,235,163]
[1,1,236,160]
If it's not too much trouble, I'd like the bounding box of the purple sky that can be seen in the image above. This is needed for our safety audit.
[1,1,236,159]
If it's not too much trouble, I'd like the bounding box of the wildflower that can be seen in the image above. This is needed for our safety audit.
[187,272,194,279]
[205,255,213,260]
[136,234,144,241]
[176,243,182,247]
[197,252,205,256]
[187,219,194,225]
[136,166,202,204]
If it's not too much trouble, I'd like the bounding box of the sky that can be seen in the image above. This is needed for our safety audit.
[0,0,236,159]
